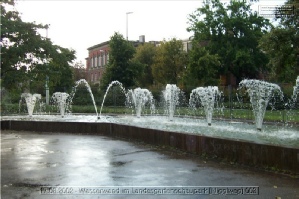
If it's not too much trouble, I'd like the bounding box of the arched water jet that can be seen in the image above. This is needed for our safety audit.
[126,88,155,117]
[20,93,42,117]
[51,92,70,118]
[238,79,283,131]
[189,86,221,126]
[99,81,127,119]
[69,79,98,118]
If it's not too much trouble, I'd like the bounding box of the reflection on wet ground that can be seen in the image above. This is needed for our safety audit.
[1,130,299,199]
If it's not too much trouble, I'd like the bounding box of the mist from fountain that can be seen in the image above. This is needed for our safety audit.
[189,86,221,126]
[51,92,70,118]
[126,88,155,117]
[69,79,98,118]
[238,79,283,131]
[99,81,127,119]
[162,84,183,121]
[19,93,42,117]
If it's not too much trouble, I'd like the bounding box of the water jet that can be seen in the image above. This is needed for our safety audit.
[189,86,221,126]
[51,92,70,118]
[162,84,183,121]
[19,93,42,117]
[69,79,98,118]
[238,79,283,131]
[99,81,127,119]
[126,88,155,117]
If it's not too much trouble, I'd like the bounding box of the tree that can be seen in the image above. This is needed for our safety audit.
[72,61,86,81]
[152,38,187,86]
[1,1,76,93]
[184,46,220,87]
[259,0,299,82]
[132,43,157,87]
[100,32,143,90]
[187,0,272,84]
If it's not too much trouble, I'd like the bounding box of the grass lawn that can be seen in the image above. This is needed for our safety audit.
[2,103,298,123]
[71,105,299,123]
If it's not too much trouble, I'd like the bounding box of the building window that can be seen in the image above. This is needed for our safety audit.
[95,56,98,67]
[98,55,100,67]
[101,52,104,67]
[107,53,109,63]
[99,54,102,67]
[90,57,93,68]
[91,73,94,82]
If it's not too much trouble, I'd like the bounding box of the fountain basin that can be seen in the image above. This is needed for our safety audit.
[1,116,298,174]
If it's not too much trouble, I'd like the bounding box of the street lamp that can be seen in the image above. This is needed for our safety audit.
[45,76,49,105]
[126,12,133,41]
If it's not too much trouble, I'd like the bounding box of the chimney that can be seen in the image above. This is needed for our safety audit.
[139,35,145,43]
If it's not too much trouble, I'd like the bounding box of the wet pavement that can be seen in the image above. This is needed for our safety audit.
[1,130,299,199]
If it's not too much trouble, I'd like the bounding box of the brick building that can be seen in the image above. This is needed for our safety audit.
[86,35,161,84]
[86,41,110,84]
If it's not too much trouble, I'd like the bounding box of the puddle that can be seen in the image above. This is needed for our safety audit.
[110,161,132,167]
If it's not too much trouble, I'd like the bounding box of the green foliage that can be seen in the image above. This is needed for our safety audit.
[152,38,187,86]
[71,83,101,105]
[132,43,157,87]
[259,0,299,83]
[1,1,76,93]
[100,32,143,90]
[259,28,297,82]
[72,61,86,81]
[187,0,272,84]
[184,46,220,87]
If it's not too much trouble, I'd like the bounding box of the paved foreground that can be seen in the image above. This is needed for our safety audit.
[1,130,298,199]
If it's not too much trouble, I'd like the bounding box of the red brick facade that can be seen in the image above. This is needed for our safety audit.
[86,41,110,84]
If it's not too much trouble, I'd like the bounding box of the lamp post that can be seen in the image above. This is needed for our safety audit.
[45,76,49,105]
[126,12,133,41]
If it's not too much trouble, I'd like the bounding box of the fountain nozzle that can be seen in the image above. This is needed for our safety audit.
[97,116,101,120]
[208,123,211,126]
[257,128,262,131]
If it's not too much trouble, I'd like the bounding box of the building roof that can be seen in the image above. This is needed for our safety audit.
[87,41,110,50]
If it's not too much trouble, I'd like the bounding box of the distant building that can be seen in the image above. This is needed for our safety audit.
[86,35,160,84]
[86,41,110,84]
[182,38,192,52]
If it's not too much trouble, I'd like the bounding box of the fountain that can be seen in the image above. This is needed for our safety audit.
[292,76,299,103]
[8,80,298,147]
[162,84,182,121]
[3,80,299,173]
[51,92,70,118]
[99,81,127,119]
[126,88,155,117]
[19,93,41,117]
[69,79,98,118]
[189,86,221,126]
[238,79,283,131]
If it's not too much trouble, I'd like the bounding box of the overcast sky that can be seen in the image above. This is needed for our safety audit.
[14,0,286,66]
